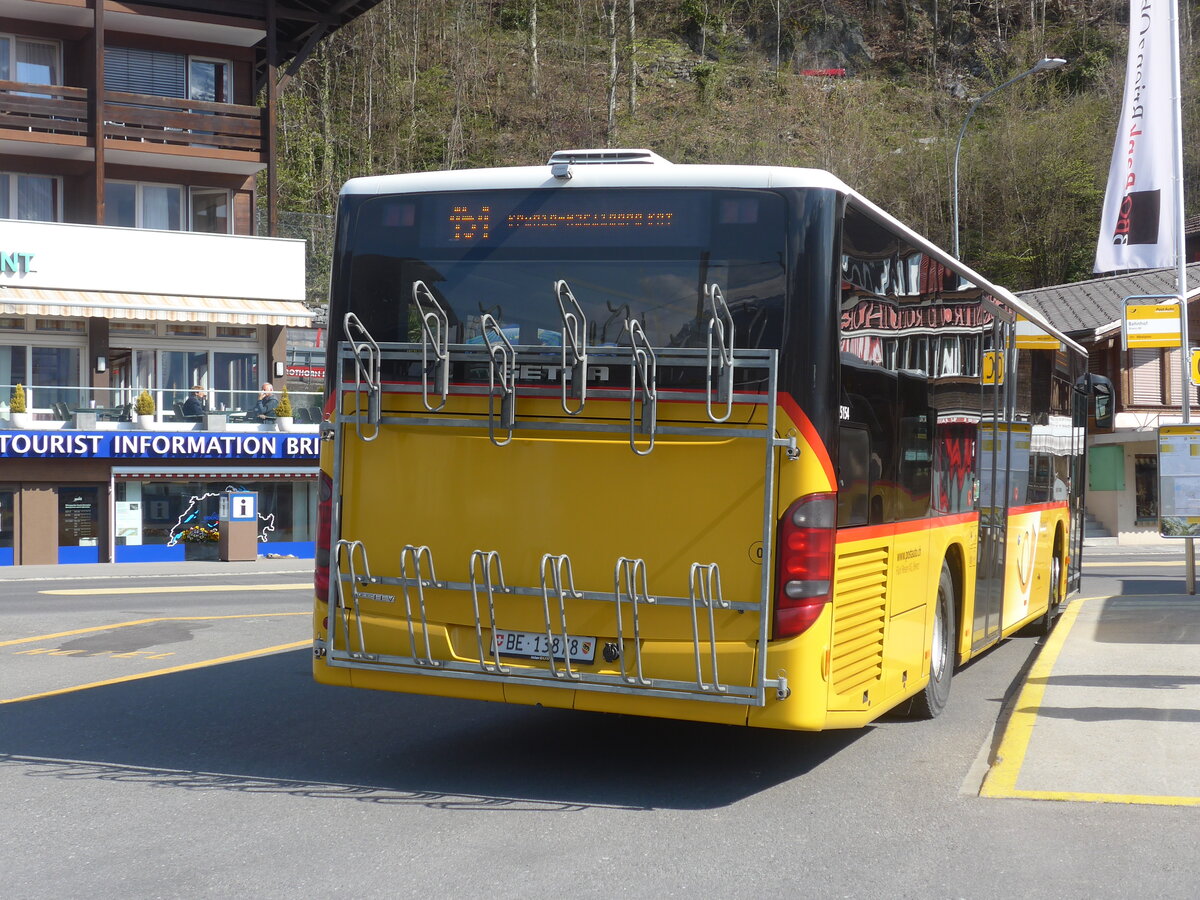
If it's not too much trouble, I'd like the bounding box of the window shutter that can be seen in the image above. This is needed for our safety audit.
[1129,348,1163,406]
[104,47,186,97]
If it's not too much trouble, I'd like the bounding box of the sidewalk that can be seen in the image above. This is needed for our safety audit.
[982,540,1200,806]
[0,557,313,582]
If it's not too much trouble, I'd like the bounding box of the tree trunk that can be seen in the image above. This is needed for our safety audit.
[606,0,618,143]
[530,0,539,98]
[627,0,636,116]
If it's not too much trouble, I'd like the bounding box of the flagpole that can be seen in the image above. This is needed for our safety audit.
[1168,0,1193,593]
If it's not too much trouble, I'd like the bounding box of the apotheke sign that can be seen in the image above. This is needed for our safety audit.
[0,431,320,460]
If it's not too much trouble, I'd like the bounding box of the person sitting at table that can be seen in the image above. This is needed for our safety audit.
[181,386,207,419]
[247,382,279,422]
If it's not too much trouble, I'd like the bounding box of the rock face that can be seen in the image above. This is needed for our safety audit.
[791,11,874,73]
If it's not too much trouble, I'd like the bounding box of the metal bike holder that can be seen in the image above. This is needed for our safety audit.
[470,549,510,674]
[555,280,588,415]
[626,318,658,456]
[540,553,584,681]
[343,313,381,442]
[481,313,517,447]
[398,544,443,667]
[613,556,654,687]
[705,284,735,423]
[689,562,729,693]
[412,280,450,412]
[333,539,375,660]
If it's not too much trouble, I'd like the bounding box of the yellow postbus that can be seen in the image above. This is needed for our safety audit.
[312,149,1096,730]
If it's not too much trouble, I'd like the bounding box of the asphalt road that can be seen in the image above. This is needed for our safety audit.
[1,561,1197,898]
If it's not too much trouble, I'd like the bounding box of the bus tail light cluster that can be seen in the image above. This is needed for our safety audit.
[774,493,836,639]
[314,471,334,603]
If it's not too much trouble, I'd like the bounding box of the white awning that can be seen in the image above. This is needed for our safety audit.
[0,287,315,327]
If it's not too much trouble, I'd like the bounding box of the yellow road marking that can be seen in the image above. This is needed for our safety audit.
[1082,560,1184,568]
[0,612,307,648]
[40,583,311,596]
[1,640,310,705]
[981,596,1200,806]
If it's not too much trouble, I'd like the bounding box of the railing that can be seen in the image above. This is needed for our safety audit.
[1,384,323,426]
[0,80,264,156]
[0,79,88,136]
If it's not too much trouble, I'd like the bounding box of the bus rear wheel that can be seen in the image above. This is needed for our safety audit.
[1034,550,1063,636]
[910,561,955,719]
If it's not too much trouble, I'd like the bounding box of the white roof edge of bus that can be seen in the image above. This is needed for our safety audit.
[338,162,1085,358]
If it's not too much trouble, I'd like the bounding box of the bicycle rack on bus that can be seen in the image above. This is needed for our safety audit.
[323,283,801,707]
[324,542,790,706]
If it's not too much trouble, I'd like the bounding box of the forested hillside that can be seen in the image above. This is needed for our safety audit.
[274,0,1200,294]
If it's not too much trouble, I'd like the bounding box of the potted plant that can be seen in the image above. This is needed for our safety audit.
[134,390,156,428]
[9,383,31,429]
[274,386,293,431]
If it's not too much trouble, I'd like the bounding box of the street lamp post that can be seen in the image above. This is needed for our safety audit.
[951,57,1067,260]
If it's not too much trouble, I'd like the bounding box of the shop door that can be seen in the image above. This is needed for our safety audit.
[58,486,103,564]
[0,487,15,566]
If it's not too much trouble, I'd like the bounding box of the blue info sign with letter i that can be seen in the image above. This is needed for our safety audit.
[228,492,257,521]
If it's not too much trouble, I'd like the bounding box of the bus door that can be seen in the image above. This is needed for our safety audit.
[973,314,1013,651]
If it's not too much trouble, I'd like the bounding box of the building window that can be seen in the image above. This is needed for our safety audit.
[216,326,256,340]
[0,317,24,331]
[110,322,158,336]
[213,351,259,410]
[190,188,230,234]
[104,181,182,231]
[165,324,207,337]
[104,46,185,97]
[34,318,85,333]
[0,173,62,222]
[0,35,61,88]
[189,57,232,103]
[31,346,82,410]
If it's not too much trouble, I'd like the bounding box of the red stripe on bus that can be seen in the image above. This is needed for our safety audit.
[1008,500,1069,516]
[777,392,836,488]
[836,511,979,543]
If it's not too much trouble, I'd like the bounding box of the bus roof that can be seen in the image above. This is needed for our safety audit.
[339,156,1084,357]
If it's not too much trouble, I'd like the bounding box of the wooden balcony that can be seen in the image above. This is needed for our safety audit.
[0,79,265,168]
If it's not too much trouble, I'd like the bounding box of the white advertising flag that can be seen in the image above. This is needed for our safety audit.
[1094,0,1177,272]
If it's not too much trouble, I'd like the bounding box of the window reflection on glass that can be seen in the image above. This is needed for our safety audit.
[119,479,314,545]
[188,58,231,103]
[213,351,258,411]
[16,38,59,86]
[105,182,137,227]
[191,189,229,234]
[31,346,81,410]
[0,174,59,222]
[1,344,27,392]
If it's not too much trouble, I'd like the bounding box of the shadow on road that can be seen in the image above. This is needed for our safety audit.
[0,649,864,811]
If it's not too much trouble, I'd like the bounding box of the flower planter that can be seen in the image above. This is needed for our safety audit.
[9,411,31,429]
[183,542,220,561]
[137,414,156,429]
[275,416,294,432]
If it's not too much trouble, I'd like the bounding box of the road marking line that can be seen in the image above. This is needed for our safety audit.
[1082,560,1184,568]
[40,583,311,596]
[0,612,308,648]
[0,640,311,705]
[981,596,1200,807]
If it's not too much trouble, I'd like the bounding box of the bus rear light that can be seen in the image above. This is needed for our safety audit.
[314,471,334,602]
[774,493,836,639]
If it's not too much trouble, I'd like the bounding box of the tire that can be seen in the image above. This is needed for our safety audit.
[1033,549,1063,637]
[910,561,955,719]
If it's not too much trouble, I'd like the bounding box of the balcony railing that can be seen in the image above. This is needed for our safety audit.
[0,80,264,156]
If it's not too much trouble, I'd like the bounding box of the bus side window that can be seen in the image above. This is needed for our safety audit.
[838,425,871,527]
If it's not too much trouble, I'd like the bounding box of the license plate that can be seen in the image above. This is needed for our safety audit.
[493,629,597,664]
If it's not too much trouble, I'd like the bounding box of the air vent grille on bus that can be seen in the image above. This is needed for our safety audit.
[830,546,888,697]
[547,148,672,166]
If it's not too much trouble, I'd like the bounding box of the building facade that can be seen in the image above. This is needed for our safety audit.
[1,1,383,565]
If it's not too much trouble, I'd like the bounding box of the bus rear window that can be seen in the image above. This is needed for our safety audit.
[338,188,788,373]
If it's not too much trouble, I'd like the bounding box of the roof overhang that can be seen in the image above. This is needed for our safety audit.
[0,288,314,327]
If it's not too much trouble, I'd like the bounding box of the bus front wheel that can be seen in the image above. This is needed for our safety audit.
[910,561,955,719]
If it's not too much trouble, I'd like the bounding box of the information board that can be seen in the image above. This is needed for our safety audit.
[1158,425,1200,536]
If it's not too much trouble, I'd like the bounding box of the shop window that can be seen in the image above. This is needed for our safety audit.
[0,489,13,566]
[213,351,259,411]
[35,318,85,332]
[110,322,158,336]
[216,326,256,340]
[166,324,208,337]
[0,317,24,330]
[1135,454,1158,526]
[1,345,27,392]
[31,346,82,410]
[161,350,208,411]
